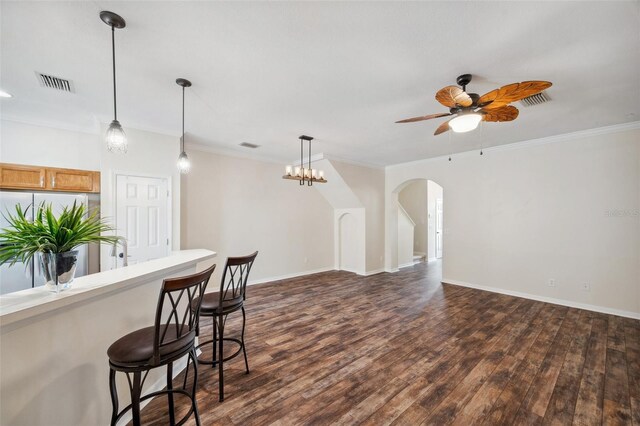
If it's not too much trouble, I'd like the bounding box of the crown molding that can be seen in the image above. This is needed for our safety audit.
[386,121,640,170]
[1,114,100,135]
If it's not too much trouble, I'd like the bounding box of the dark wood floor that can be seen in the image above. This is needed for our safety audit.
[137,261,640,425]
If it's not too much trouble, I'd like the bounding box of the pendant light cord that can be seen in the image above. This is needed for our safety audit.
[308,138,312,186]
[299,137,304,185]
[111,25,117,121]
[182,86,185,152]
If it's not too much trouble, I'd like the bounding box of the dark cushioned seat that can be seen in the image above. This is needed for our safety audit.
[107,325,195,367]
[196,292,244,315]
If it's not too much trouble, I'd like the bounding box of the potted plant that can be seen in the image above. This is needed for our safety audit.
[0,202,119,293]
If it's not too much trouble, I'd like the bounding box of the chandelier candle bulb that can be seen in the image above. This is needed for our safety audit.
[285,165,293,176]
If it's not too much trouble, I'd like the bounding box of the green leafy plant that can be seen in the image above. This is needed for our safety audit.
[0,201,120,266]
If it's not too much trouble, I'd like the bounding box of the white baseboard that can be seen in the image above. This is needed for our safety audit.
[428,257,438,262]
[413,251,426,257]
[442,278,640,320]
[248,266,335,286]
[398,262,415,269]
[363,268,385,276]
[385,268,399,273]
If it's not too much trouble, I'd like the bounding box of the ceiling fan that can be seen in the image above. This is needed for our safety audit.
[396,74,552,135]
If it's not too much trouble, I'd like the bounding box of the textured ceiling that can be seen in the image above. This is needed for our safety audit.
[1,1,639,166]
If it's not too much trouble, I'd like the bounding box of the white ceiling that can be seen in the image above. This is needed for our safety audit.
[1,1,639,166]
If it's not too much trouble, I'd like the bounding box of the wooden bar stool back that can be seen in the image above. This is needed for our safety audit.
[196,251,258,401]
[107,264,215,426]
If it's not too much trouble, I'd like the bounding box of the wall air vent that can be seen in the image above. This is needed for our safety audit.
[239,142,260,149]
[35,72,75,93]
[519,91,550,107]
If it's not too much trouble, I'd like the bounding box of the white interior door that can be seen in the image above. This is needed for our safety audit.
[435,197,443,259]
[115,175,170,266]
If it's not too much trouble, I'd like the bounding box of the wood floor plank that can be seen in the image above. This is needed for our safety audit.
[512,308,580,418]
[482,308,581,425]
[451,304,561,426]
[424,301,547,424]
[608,316,627,352]
[132,262,640,426]
[541,310,593,424]
[603,347,632,425]
[573,316,609,426]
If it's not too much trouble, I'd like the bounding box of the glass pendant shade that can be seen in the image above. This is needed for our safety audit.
[449,113,482,133]
[105,120,128,153]
[177,151,191,174]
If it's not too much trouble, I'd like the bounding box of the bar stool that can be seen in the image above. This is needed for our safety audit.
[107,264,215,426]
[194,251,258,402]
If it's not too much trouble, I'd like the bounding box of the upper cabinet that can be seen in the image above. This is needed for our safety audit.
[0,163,100,193]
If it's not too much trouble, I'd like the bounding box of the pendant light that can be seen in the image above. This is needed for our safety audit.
[176,78,192,174]
[100,11,128,153]
[283,135,327,186]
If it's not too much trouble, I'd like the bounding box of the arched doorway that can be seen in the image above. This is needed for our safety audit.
[392,178,445,271]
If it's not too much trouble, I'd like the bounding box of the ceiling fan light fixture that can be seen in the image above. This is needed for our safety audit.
[449,113,482,133]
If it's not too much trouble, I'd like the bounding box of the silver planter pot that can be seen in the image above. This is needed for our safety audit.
[39,251,79,293]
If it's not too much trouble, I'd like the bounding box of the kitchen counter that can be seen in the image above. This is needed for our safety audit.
[0,249,216,327]
[0,249,216,426]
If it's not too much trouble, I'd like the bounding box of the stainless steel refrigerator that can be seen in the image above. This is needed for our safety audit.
[0,190,91,294]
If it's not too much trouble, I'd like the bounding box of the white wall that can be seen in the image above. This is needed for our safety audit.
[427,180,443,260]
[181,149,335,285]
[386,125,640,317]
[99,125,182,268]
[398,180,427,255]
[397,205,415,268]
[0,119,182,270]
[331,160,385,273]
[337,211,364,273]
[0,119,100,170]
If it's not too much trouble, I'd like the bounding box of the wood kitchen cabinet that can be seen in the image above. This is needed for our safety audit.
[0,163,100,193]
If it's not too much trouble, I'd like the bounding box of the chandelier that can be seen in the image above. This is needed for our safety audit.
[283,135,327,186]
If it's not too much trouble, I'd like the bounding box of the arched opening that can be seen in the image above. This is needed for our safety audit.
[338,212,359,273]
[392,178,445,274]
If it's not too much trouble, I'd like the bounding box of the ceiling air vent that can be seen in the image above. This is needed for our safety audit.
[239,142,260,149]
[35,72,75,93]
[519,91,550,107]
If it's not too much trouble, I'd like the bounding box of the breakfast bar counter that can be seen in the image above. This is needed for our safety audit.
[0,249,216,426]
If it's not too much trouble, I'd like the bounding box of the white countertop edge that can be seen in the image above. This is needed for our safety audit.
[0,249,216,328]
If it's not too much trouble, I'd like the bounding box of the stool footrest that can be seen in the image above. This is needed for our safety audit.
[196,337,244,365]
[112,388,195,426]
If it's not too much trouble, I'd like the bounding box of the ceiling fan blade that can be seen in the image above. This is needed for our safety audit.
[396,112,452,123]
[434,119,451,135]
[481,105,519,122]
[478,81,552,109]
[435,85,473,108]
